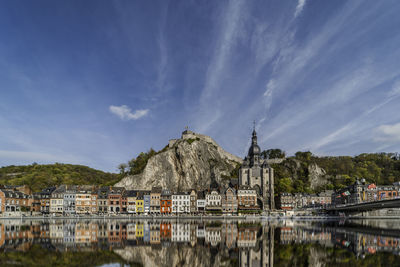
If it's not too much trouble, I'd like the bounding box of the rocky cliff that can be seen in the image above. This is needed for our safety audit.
[115,130,242,191]
[270,158,330,193]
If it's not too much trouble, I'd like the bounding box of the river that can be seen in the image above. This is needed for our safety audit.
[0,218,399,266]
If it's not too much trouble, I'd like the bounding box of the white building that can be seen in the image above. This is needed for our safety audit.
[196,191,206,213]
[197,199,206,212]
[205,189,222,211]
[172,192,190,214]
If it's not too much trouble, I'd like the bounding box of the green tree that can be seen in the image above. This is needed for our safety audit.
[295,151,313,162]
[276,177,293,193]
[118,163,128,175]
[261,149,286,159]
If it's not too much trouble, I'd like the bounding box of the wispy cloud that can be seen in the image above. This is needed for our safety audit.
[155,4,170,96]
[258,2,381,142]
[195,0,247,133]
[304,75,400,152]
[388,80,400,97]
[294,0,307,18]
[109,105,149,120]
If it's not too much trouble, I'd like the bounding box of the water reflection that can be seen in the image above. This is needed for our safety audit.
[1,219,400,266]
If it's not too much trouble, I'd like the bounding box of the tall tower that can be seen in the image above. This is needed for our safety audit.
[239,126,274,210]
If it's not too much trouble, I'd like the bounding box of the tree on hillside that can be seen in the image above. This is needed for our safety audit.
[295,151,313,162]
[276,177,293,193]
[127,148,157,175]
[118,163,128,175]
[261,149,286,159]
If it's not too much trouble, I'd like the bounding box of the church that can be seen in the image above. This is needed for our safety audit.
[239,127,275,210]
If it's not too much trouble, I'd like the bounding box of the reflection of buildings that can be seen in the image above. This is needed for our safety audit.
[150,223,160,244]
[239,226,274,267]
[277,224,400,259]
[172,223,190,243]
[331,228,400,258]
[205,226,221,246]
[278,227,332,247]
[3,219,400,265]
[0,220,272,254]
[222,223,237,249]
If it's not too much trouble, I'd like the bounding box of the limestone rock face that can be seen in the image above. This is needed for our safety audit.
[115,131,242,191]
[308,163,328,190]
[114,245,219,267]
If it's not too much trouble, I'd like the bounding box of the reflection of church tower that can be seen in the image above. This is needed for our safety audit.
[239,125,275,210]
[238,225,274,267]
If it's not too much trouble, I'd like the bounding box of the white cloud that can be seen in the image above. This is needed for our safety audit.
[374,123,400,143]
[109,105,149,120]
[294,0,307,18]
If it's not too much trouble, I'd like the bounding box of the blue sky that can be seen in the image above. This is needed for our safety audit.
[1,0,400,173]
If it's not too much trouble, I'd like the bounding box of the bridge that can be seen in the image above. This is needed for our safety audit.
[324,198,400,213]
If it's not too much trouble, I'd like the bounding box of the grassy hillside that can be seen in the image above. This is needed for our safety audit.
[0,163,121,192]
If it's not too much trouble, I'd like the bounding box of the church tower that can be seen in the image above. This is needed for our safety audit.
[239,125,274,210]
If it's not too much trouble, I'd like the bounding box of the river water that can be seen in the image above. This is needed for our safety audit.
[0,218,399,266]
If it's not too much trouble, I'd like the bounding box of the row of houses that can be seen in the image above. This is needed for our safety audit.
[333,180,400,205]
[0,184,262,215]
[276,190,333,210]
[276,179,400,210]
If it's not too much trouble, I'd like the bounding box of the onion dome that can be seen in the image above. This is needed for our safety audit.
[247,128,261,157]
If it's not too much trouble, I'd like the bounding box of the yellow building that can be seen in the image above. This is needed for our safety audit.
[136,197,144,214]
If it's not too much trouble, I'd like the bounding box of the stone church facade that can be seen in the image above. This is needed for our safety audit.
[239,128,275,210]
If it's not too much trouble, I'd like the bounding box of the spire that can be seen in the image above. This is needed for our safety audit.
[247,120,261,166]
[252,120,257,145]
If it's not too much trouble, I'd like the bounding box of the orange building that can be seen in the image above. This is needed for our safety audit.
[160,190,172,214]
[378,189,398,200]
[0,189,33,213]
[108,187,125,214]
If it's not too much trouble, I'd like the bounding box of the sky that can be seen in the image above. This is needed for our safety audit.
[1,0,400,173]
